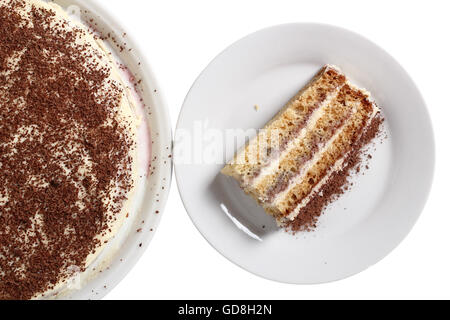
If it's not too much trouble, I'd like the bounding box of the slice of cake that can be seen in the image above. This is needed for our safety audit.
[222,65,380,228]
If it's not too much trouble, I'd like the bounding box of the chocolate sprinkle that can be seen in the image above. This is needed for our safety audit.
[0,0,135,299]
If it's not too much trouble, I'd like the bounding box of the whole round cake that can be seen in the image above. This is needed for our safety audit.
[0,0,141,299]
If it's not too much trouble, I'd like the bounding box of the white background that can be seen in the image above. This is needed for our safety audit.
[104,0,450,300]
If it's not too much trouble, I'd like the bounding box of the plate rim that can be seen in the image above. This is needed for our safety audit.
[174,22,436,285]
[52,0,174,299]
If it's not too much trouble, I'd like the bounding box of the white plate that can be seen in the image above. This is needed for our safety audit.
[48,0,172,299]
[174,23,435,284]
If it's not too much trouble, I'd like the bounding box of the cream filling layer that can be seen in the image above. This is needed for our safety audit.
[249,83,346,193]
[281,104,380,223]
[271,105,358,208]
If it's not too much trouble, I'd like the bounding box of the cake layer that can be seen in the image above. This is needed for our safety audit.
[221,65,346,186]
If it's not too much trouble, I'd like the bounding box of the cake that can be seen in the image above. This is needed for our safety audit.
[0,0,142,299]
[222,65,382,229]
